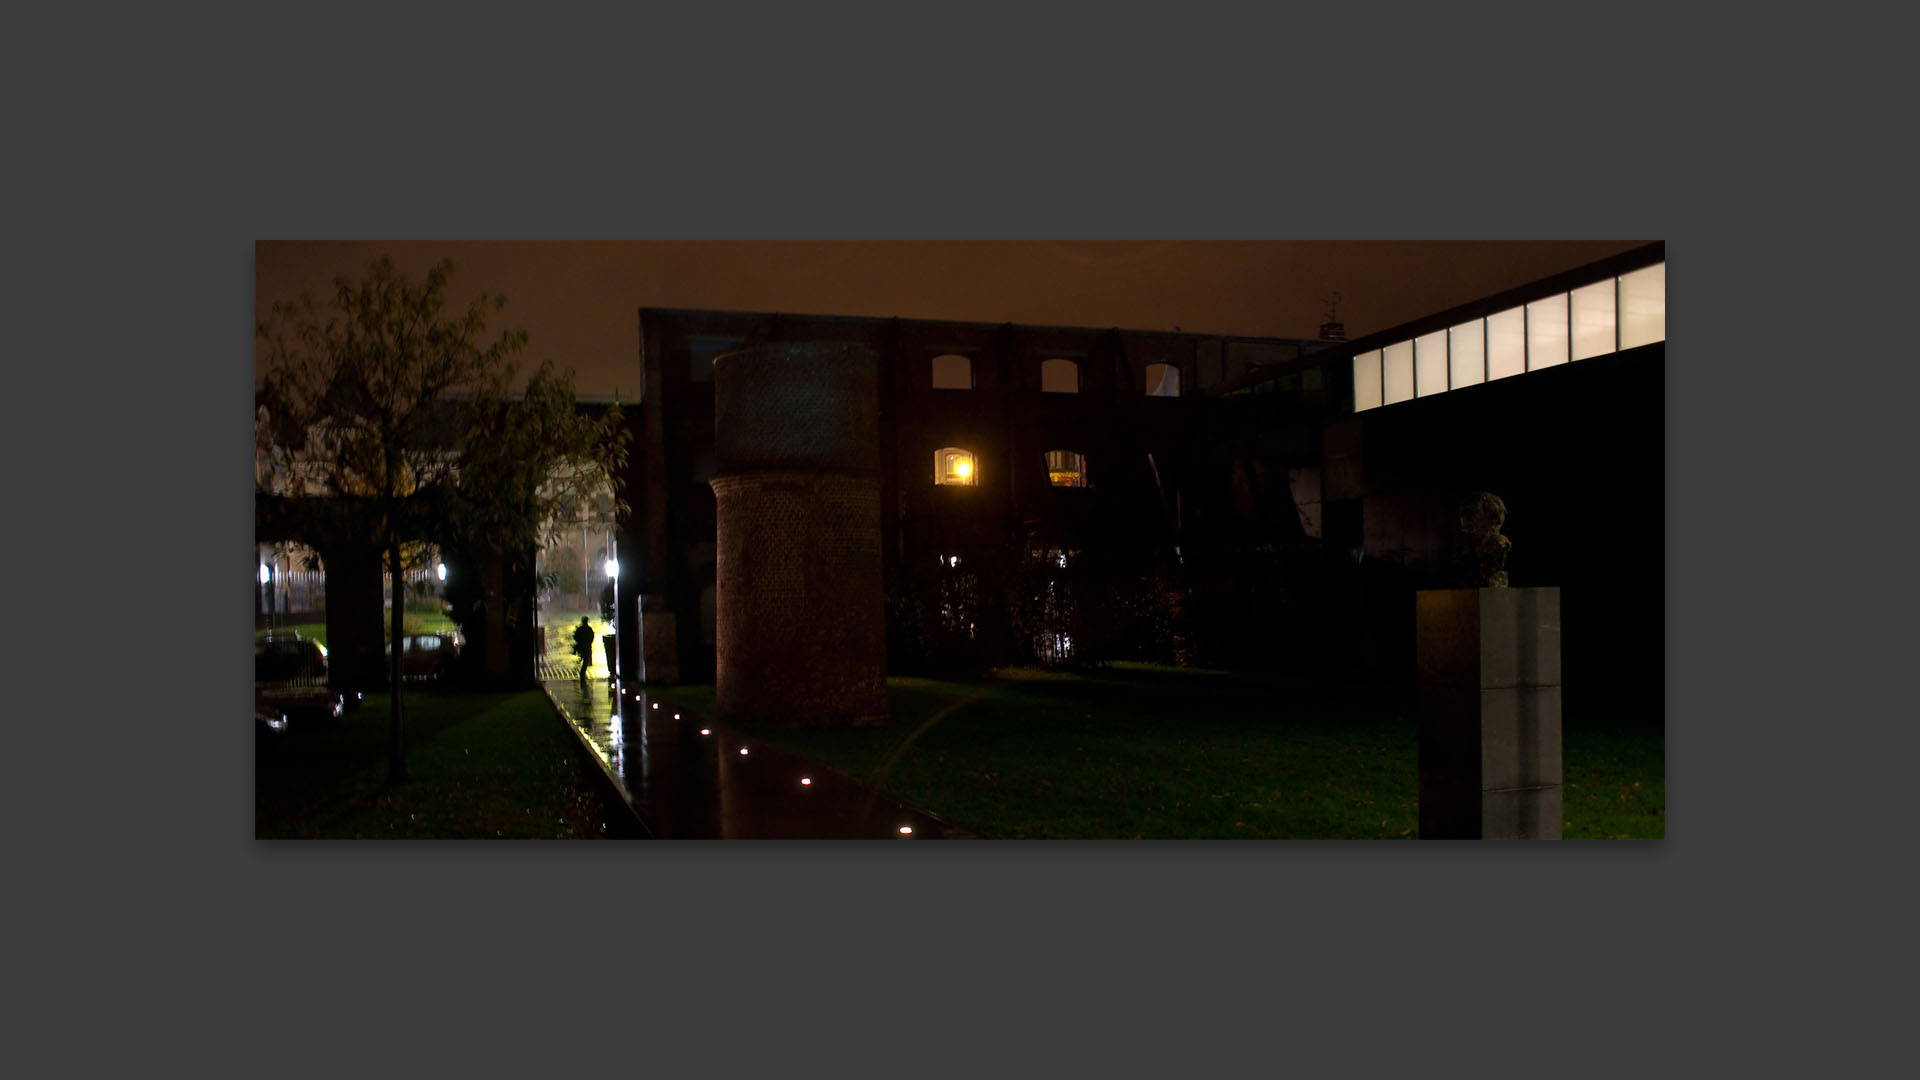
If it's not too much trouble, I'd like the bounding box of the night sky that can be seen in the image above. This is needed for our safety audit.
[255,240,1650,398]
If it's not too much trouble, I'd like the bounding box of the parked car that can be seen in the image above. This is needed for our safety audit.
[257,687,348,730]
[256,632,327,682]
[384,631,462,680]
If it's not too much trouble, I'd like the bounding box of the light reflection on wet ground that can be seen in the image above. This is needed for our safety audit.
[542,678,974,839]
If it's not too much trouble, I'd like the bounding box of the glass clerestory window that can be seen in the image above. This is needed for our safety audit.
[1045,450,1087,487]
[1353,260,1664,412]
[934,447,977,486]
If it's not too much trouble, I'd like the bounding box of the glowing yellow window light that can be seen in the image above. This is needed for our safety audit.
[935,448,978,486]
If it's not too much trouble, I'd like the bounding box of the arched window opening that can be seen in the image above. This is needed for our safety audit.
[930,353,973,390]
[1045,450,1088,488]
[1145,362,1181,397]
[934,447,977,486]
[1041,358,1079,394]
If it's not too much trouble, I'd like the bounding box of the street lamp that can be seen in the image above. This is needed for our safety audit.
[600,556,620,681]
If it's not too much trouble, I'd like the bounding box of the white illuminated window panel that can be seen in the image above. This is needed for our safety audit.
[1487,307,1525,381]
[1619,262,1665,349]
[1570,281,1616,361]
[1382,341,1414,405]
[1450,320,1485,388]
[1414,330,1449,397]
[1353,351,1382,411]
[1527,293,1569,369]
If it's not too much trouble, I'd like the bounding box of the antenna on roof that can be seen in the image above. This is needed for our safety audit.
[1319,291,1346,342]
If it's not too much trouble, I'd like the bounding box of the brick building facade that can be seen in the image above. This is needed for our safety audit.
[595,242,1665,709]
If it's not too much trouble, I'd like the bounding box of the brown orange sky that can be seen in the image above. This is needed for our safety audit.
[254,241,1651,398]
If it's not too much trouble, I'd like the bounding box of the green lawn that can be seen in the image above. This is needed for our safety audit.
[255,611,460,651]
[255,689,611,839]
[650,665,1664,839]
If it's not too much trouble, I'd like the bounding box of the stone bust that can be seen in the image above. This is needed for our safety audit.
[1456,491,1511,588]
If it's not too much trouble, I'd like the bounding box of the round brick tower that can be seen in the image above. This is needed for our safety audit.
[710,342,888,725]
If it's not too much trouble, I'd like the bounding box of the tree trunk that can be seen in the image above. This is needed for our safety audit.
[388,532,407,785]
[484,554,509,679]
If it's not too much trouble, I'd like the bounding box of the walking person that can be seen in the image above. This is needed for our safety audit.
[572,616,595,682]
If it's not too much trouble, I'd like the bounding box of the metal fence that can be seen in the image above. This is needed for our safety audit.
[259,567,445,618]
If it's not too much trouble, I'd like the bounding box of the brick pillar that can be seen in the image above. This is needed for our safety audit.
[711,342,888,726]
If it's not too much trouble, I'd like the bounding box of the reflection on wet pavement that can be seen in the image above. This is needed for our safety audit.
[542,678,974,839]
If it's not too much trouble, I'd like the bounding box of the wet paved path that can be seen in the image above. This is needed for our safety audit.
[542,677,975,839]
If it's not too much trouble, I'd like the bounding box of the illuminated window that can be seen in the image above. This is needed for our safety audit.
[1041,358,1079,393]
[1414,330,1448,397]
[1487,306,1526,381]
[1353,350,1382,411]
[1619,262,1665,349]
[1449,320,1485,389]
[1382,341,1413,405]
[931,353,973,390]
[1570,280,1616,361]
[1527,293,1569,369]
[1045,450,1087,488]
[1145,363,1181,397]
[934,447,977,486]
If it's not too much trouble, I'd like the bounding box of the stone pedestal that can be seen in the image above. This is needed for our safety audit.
[1416,588,1562,839]
[639,592,678,685]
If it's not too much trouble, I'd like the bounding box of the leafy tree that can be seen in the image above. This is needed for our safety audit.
[439,360,628,673]
[256,257,625,784]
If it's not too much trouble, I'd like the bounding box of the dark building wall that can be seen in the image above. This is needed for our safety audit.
[634,304,1661,700]
[638,309,1331,679]
[1327,344,1665,703]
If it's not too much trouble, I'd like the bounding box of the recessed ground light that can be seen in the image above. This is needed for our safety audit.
[898,826,913,835]
[800,777,812,786]
[700,728,710,736]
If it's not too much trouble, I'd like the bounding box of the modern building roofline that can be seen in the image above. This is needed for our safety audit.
[637,307,1328,348]
[1321,241,1665,362]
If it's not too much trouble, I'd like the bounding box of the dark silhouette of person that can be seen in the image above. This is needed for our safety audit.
[572,617,595,681]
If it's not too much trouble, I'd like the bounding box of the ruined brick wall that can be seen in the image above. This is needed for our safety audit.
[711,343,888,725]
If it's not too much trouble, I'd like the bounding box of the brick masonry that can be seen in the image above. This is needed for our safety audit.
[711,343,889,725]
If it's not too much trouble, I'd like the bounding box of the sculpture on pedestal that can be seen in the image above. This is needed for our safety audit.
[1455,491,1511,588]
